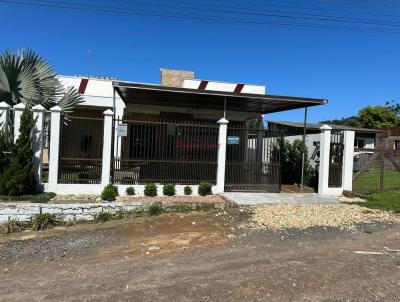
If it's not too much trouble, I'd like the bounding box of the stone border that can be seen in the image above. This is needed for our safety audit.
[0,201,229,224]
[0,203,147,224]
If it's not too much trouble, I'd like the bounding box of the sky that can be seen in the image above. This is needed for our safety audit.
[1,0,399,123]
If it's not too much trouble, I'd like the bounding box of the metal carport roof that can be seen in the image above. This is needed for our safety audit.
[113,81,327,114]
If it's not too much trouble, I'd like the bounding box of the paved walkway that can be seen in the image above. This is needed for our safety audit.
[221,192,338,206]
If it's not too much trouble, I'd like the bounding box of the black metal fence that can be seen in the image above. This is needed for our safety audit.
[112,118,219,185]
[328,130,344,188]
[225,125,282,192]
[353,148,400,194]
[58,115,103,184]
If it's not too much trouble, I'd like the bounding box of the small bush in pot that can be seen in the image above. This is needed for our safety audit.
[198,181,212,196]
[184,186,192,196]
[144,182,157,197]
[126,186,135,196]
[163,183,176,196]
[101,184,119,201]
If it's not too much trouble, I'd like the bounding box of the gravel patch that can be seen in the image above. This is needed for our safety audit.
[244,204,399,231]
[0,230,116,264]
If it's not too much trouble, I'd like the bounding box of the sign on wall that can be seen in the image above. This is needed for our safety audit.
[227,136,240,145]
[117,123,128,137]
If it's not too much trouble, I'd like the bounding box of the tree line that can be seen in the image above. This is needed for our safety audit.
[320,101,399,129]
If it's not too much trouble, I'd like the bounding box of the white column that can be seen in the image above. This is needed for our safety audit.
[318,125,331,195]
[342,130,355,191]
[48,106,62,192]
[0,102,10,140]
[13,103,25,143]
[32,105,46,185]
[215,118,229,193]
[114,103,125,159]
[101,109,114,186]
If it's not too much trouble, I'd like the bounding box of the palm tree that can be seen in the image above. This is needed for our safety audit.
[0,49,83,117]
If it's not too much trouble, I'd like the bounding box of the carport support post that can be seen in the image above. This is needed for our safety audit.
[215,118,229,193]
[342,130,355,191]
[48,106,62,192]
[0,102,10,140]
[32,104,46,185]
[318,125,332,195]
[101,109,114,186]
[13,103,25,143]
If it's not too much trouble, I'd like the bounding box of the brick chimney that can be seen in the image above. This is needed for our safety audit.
[160,68,194,88]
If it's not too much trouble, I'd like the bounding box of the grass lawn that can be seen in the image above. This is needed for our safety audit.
[353,169,400,193]
[345,192,400,213]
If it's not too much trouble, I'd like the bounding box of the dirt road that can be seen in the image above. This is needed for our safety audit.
[1,210,400,301]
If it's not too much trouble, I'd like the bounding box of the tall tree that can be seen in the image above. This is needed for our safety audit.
[359,105,398,129]
[386,100,400,115]
[0,49,83,117]
[0,106,36,195]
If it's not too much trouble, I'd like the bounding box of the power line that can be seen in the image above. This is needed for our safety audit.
[111,0,400,25]
[135,0,400,20]
[109,0,400,27]
[1,0,400,33]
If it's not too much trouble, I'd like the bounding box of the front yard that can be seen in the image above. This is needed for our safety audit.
[1,200,400,301]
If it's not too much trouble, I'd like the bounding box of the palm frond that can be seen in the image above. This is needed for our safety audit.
[57,86,84,120]
[0,49,82,116]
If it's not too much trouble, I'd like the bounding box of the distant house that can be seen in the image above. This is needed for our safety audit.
[267,120,382,171]
[267,120,379,149]
[376,127,400,150]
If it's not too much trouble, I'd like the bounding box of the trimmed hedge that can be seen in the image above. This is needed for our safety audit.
[144,182,157,197]
[163,184,176,196]
[198,181,212,196]
[101,184,119,201]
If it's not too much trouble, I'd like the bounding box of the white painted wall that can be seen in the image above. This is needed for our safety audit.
[183,79,266,94]
[44,183,216,196]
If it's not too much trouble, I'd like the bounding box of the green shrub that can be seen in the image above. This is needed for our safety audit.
[144,182,157,197]
[95,212,112,223]
[184,186,192,196]
[126,186,135,196]
[279,139,317,190]
[101,184,119,201]
[1,219,25,234]
[32,213,57,231]
[198,181,212,196]
[163,183,176,196]
[0,106,36,196]
[148,202,163,216]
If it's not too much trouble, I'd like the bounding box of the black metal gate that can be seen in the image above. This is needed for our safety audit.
[111,118,219,184]
[58,115,103,184]
[224,125,282,192]
[328,130,344,187]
